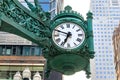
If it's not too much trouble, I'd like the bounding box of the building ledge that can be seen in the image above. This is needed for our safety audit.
[0,56,46,63]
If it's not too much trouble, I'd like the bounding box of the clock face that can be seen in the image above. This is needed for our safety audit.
[52,22,85,49]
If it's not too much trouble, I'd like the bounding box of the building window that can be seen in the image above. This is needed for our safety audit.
[50,0,56,10]
[2,47,6,55]
[111,0,119,6]
[104,76,106,78]
[0,45,42,56]
[100,76,102,78]
[6,46,12,55]
[34,47,41,56]
[23,46,30,56]
[31,47,35,56]
[96,76,99,78]
[0,46,2,55]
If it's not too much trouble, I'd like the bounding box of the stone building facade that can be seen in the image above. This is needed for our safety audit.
[113,23,120,80]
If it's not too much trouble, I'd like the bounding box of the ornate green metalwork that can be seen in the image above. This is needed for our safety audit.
[0,0,95,79]
[46,6,94,78]
[0,0,51,47]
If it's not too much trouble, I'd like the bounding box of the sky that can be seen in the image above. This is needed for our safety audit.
[63,0,91,80]
[64,0,90,19]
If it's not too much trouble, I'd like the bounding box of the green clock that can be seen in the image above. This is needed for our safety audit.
[52,22,85,50]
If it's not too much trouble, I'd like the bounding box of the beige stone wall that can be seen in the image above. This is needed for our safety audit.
[113,23,120,80]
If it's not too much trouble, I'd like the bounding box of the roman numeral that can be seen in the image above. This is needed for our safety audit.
[67,43,70,48]
[76,29,81,32]
[78,34,83,36]
[61,41,64,46]
[76,38,82,42]
[66,24,70,28]
[55,38,61,43]
[72,25,75,29]
[74,42,77,46]
[54,34,59,37]
[60,25,64,29]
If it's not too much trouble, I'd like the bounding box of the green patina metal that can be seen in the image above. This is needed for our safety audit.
[0,0,95,79]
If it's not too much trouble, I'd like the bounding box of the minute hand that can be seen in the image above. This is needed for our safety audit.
[54,29,68,34]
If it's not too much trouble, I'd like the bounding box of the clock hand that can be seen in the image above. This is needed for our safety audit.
[54,29,68,34]
[63,32,72,45]
[61,35,68,46]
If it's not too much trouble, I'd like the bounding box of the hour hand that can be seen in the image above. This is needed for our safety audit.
[61,32,72,46]
[54,29,68,34]
[60,37,68,46]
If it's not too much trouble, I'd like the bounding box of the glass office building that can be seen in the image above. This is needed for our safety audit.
[90,0,120,80]
[20,0,50,11]
[50,0,64,19]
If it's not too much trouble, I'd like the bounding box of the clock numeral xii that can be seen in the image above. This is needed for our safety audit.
[66,24,70,28]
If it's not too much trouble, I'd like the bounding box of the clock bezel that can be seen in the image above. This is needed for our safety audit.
[51,18,87,52]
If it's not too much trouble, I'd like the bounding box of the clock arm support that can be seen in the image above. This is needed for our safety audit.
[24,0,48,22]
[0,0,51,48]
[24,0,36,12]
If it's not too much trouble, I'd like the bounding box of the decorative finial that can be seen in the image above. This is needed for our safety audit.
[53,5,84,21]
[87,11,93,19]
[65,5,72,11]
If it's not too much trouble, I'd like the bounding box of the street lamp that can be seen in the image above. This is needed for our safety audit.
[22,67,31,80]
[13,71,22,80]
[13,67,42,80]
[33,72,41,80]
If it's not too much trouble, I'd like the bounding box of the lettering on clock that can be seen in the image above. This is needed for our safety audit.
[55,38,61,43]
[76,38,82,42]
[66,24,70,28]
[76,29,81,32]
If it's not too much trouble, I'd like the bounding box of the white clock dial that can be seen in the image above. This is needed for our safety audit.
[52,22,85,49]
